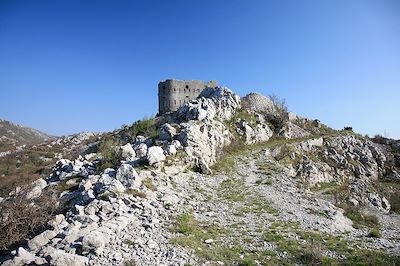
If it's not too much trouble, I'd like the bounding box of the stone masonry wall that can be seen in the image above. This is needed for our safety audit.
[158,79,217,114]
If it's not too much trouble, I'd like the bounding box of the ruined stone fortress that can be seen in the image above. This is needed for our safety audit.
[158,79,217,115]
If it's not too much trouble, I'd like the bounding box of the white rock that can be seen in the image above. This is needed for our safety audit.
[121,143,136,160]
[147,146,166,165]
[135,135,146,143]
[48,214,66,228]
[204,239,214,244]
[382,197,391,212]
[49,249,89,266]
[323,207,353,232]
[84,153,97,161]
[177,87,241,122]
[134,143,148,158]
[109,179,126,193]
[146,239,159,250]
[197,158,213,175]
[159,123,177,141]
[103,168,116,177]
[28,230,57,251]
[116,163,140,188]
[25,178,47,199]
[179,120,232,167]
[349,198,359,206]
[164,144,177,155]
[171,140,182,150]
[15,247,36,265]
[82,231,108,253]
[235,120,273,144]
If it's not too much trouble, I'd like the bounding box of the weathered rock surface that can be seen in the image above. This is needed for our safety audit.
[121,143,136,160]
[2,87,400,266]
[146,146,166,165]
[116,163,141,189]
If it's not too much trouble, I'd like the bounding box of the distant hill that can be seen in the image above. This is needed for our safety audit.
[0,119,54,152]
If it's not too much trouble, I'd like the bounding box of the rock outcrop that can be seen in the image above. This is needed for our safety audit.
[2,86,400,266]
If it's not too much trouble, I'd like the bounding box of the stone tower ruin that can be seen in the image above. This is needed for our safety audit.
[158,79,217,115]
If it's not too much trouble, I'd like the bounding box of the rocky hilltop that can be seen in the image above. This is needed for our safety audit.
[0,87,399,265]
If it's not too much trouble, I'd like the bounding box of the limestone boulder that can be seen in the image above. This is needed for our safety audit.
[134,143,148,158]
[120,143,136,160]
[14,247,36,265]
[235,119,273,144]
[27,230,57,251]
[176,87,241,122]
[296,156,334,187]
[179,120,232,167]
[26,178,47,199]
[163,142,177,155]
[159,123,177,141]
[116,163,141,188]
[46,248,89,266]
[282,122,312,139]
[368,192,391,213]
[147,146,166,165]
[323,206,354,233]
[82,231,108,253]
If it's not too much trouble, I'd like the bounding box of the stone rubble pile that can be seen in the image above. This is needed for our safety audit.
[270,135,392,212]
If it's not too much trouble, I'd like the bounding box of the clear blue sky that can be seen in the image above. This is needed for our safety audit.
[0,0,399,139]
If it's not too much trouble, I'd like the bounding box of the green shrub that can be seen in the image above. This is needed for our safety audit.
[342,204,379,229]
[129,117,160,140]
[367,228,381,238]
[237,258,257,266]
[97,136,122,172]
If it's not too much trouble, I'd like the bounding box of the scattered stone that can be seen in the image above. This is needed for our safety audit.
[82,231,108,253]
[27,230,57,251]
[204,239,214,244]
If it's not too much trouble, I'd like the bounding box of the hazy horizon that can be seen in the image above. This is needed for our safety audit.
[1,0,399,139]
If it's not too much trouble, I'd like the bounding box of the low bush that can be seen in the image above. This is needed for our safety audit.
[0,190,57,252]
[342,204,379,229]
[298,241,325,265]
[367,228,381,238]
[142,177,157,191]
[389,191,400,213]
[128,117,161,140]
[96,136,122,172]
[266,94,289,134]
[126,189,147,198]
